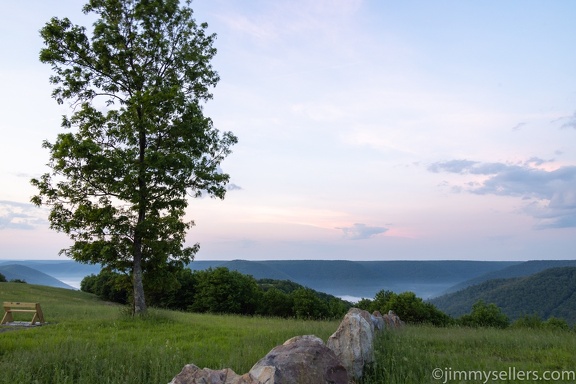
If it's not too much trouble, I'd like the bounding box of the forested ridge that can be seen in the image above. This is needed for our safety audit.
[431,267,576,324]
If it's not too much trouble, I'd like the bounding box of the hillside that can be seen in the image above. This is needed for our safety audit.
[443,260,576,294]
[0,282,340,383]
[2,283,575,384]
[2,259,520,299]
[0,260,102,288]
[189,259,519,299]
[0,264,74,289]
[430,267,576,324]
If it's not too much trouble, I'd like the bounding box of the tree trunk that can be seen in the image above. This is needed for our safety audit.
[133,245,147,315]
[133,105,147,316]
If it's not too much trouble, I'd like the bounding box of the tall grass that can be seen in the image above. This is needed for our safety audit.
[361,325,576,384]
[0,283,339,383]
[4,283,576,384]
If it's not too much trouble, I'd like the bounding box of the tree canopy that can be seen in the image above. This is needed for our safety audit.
[31,0,236,315]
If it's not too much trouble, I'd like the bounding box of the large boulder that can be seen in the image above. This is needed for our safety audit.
[168,364,252,384]
[248,335,348,384]
[326,308,375,381]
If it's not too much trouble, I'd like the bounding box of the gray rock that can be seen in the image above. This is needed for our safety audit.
[383,310,404,329]
[168,363,253,384]
[248,335,348,384]
[326,308,375,381]
[371,311,385,331]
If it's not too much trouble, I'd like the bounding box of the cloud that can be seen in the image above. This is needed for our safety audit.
[336,223,388,240]
[226,183,243,191]
[560,111,576,130]
[0,200,47,230]
[512,122,526,131]
[428,160,576,228]
[428,159,512,175]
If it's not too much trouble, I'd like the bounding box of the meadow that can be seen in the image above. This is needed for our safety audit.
[2,283,576,384]
[361,325,576,384]
[0,283,339,383]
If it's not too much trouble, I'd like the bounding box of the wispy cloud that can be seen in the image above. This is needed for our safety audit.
[336,223,388,240]
[560,111,576,130]
[512,122,526,131]
[428,159,576,228]
[226,183,242,191]
[0,200,47,230]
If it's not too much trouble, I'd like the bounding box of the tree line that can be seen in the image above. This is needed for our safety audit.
[80,266,576,330]
[357,289,575,331]
[80,267,352,320]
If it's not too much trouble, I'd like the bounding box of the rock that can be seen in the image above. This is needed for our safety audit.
[168,363,253,384]
[326,308,375,381]
[371,311,385,331]
[383,310,404,329]
[248,335,348,384]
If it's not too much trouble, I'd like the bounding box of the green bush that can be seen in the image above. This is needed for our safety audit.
[459,300,509,328]
[512,314,543,329]
[357,290,452,326]
[0,272,6,282]
[190,267,261,315]
[544,317,571,331]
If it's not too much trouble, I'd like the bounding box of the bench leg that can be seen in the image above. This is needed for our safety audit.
[1,311,14,324]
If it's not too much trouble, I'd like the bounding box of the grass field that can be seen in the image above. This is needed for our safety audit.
[0,283,340,383]
[2,282,576,384]
[361,325,576,384]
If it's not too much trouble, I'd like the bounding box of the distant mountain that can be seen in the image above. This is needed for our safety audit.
[0,259,522,300]
[430,267,576,324]
[0,260,102,289]
[0,264,74,289]
[442,260,576,294]
[189,259,520,299]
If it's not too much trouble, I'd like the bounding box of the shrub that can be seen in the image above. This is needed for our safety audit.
[512,314,543,329]
[459,300,509,329]
[544,317,571,331]
[358,290,452,326]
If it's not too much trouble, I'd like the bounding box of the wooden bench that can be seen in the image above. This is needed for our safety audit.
[1,302,45,325]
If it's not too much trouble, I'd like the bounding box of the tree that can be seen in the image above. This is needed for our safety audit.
[292,288,329,319]
[258,287,294,318]
[0,272,6,282]
[190,268,261,314]
[459,300,509,328]
[31,0,237,315]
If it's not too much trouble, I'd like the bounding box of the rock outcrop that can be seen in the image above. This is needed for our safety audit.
[169,308,403,384]
[249,335,348,384]
[326,308,375,381]
[383,310,404,328]
[371,311,385,331]
[169,364,249,384]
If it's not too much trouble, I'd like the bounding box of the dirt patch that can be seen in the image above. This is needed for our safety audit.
[0,322,46,333]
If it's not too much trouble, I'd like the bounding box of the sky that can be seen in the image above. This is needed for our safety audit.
[1,0,575,262]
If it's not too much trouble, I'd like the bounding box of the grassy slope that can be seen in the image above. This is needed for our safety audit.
[2,283,576,384]
[0,283,340,384]
[362,326,576,384]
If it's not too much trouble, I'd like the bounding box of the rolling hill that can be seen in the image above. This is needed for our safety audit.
[188,259,520,299]
[442,259,576,294]
[430,267,576,324]
[0,264,74,289]
[3,259,519,299]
